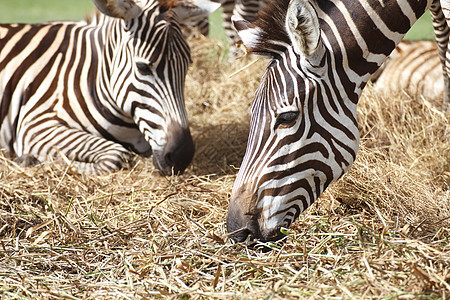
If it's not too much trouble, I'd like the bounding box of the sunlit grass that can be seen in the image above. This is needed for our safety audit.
[0,0,93,23]
[405,10,435,40]
[0,36,448,298]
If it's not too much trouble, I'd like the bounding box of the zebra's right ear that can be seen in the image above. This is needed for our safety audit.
[92,0,141,21]
[285,0,321,57]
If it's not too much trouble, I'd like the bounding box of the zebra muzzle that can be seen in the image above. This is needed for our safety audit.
[227,186,288,244]
[226,190,262,243]
[152,122,195,176]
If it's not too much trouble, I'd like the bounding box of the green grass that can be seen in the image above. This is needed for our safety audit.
[0,0,93,23]
[405,10,435,40]
[208,9,227,42]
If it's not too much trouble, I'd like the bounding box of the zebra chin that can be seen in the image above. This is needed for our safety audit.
[226,214,286,245]
[151,122,195,176]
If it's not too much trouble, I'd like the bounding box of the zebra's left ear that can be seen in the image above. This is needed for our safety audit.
[171,0,224,25]
[285,0,321,57]
[92,0,141,21]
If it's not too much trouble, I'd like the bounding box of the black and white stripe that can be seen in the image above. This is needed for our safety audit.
[221,0,268,49]
[187,0,269,58]
[226,0,447,243]
[0,0,221,175]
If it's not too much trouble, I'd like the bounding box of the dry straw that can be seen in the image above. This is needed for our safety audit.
[0,35,449,299]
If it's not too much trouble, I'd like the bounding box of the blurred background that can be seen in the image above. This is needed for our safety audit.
[0,0,435,41]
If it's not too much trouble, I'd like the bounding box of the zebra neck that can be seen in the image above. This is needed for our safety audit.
[94,18,133,122]
[316,0,432,102]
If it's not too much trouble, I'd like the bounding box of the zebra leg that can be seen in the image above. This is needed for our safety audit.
[65,137,134,176]
[431,1,450,111]
[19,124,134,175]
[196,18,209,36]
[221,0,239,58]
[181,16,209,37]
[14,154,40,167]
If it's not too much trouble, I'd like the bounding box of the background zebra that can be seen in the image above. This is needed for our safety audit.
[187,0,268,58]
[372,40,443,102]
[0,0,221,175]
[220,0,269,58]
[226,0,448,243]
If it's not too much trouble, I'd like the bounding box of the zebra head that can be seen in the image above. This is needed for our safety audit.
[92,0,222,175]
[227,0,360,243]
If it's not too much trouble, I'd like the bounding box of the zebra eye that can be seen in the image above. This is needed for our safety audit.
[136,62,152,75]
[275,111,299,129]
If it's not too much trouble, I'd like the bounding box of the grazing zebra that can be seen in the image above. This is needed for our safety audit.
[372,40,443,101]
[226,0,449,243]
[0,0,221,175]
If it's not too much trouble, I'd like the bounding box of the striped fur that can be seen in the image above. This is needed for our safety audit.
[221,0,269,54]
[187,0,269,58]
[0,0,221,175]
[226,0,447,243]
[372,40,443,100]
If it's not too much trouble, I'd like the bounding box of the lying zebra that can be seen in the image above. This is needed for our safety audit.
[0,0,221,175]
[372,40,443,103]
[221,0,269,58]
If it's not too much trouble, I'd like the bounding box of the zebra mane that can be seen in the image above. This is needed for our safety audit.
[247,0,291,55]
[87,0,178,25]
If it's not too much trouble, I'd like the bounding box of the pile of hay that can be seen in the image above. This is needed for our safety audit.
[0,36,449,299]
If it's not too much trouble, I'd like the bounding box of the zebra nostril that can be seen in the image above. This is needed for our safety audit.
[164,152,174,167]
[226,198,259,243]
[227,226,253,243]
[154,123,195,176]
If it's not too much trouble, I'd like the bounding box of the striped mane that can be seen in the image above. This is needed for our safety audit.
[245,0,291,55]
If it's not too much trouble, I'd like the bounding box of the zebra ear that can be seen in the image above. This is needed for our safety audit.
[285,0,321,57]
[92,0,141,21]
[171,0,223,25]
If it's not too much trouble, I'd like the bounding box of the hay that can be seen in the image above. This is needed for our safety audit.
[0,36,449,299]
[334,85,450,236]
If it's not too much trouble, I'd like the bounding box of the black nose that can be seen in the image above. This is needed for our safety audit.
[227,197,287,244]
[153,123,195,175]
[226,200,258,243]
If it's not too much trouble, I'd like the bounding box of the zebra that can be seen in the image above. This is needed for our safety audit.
[186,0,268,57]
[226,0,449,243]
[0,0,222,175]
[372,40,443,101]
[220,0,269,57]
